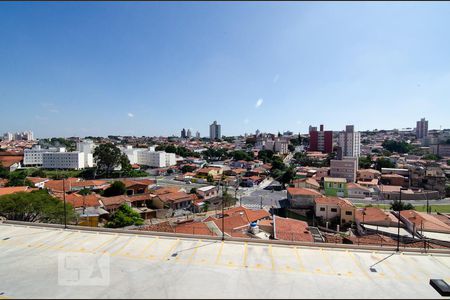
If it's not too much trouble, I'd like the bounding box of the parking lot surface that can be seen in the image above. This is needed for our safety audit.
[0,224,449,298]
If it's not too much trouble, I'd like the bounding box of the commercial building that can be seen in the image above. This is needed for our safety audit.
[42,151,85,170]
[416,118,428,139]
[338,125,360,157]
[209,120,221,140]
[329,157,357,183]
[309,124,333,153]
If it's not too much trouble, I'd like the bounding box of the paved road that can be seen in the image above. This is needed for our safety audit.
[346,197,450,206]
[241,189,287,209]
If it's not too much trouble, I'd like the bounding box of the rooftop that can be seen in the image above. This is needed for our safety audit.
[0,223,449,299]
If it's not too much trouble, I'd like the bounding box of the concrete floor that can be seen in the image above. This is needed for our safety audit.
[0,224,449,299]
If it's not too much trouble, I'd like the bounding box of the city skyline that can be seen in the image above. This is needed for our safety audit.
[1,2,450,137]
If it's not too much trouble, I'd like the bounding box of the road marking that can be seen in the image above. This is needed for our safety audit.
[347,251,370,278]
[137,237,158,258]
[268,245,275,271]
[215,241,224,265]
[111,236,137,257]
[242,242,248,267]
[161,238,180,261]
[91,234,119,252]
[77,233,101,251]
[46,232,77,250]
[320,248,335,274]
[373,254,404,281]
[294,247,306,272]
[186,240,202,263]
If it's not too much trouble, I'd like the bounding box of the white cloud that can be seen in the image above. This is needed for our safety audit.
[255,98,263,108]
[273,74,280,83]
[127,112,134,118]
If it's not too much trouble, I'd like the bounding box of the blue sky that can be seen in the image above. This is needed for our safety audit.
[1,2,450,138]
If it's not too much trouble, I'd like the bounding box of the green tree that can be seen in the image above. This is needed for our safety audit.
[119,154,132,176]
[0,162,10,179]
[78,188,92,196]
[103,181,126,197]
[279,167,296,189]
[382,140,413,154]
[30,169,46,178]
[422,154,441,161]
[390,200,414,211]
[0,190,75,223]
[288,144,295,152]
[231,150,253,161]
[93,143,124,177]
[202,201,210,212]
[358,155,373,169]
[181,165,197,173]
[105,204,144,228]
[78,167,97,180]
[375,157,396,171]
[6,170,33,187]
[189,187,197,194]
[207,174,214,182]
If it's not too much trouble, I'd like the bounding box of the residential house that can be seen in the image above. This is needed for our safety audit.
[26,177,50,189]
[292,178,320,191]
[357,169,381,181]
[152,191,194,210]
[323,177,348,197]
[355,207,399,227]
[0,186,34,196]
[272,215,314,242]
[287,187,323,208]
[197,185,218,200]
[314,197,355,225]
[347,182,374,199]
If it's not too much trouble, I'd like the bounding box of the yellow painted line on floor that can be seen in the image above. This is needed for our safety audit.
[373,254,403,281]
[320,248,336,274]
[77,233,101,251]
[347,251,370,279]
[137,237,159,258]
[294,247,306,272]
[242,242,248,267]
[46,232,77,250]
[111,236,137,257]
[91,234,119,252]
[186,240,202,263]
[215,241,224,265]
[268,245,275,271]
[161,238,180,261]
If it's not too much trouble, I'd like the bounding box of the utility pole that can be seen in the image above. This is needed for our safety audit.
[396,188,407,252]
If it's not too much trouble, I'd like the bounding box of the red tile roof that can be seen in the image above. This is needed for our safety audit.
[288,187,322,196]
[62,193,101,208]
[274,216,313,242]
[0,186,32,196]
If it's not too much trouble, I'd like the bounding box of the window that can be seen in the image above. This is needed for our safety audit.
[330,208,337,212]
[345,211,352,216]
[320,207,325,211]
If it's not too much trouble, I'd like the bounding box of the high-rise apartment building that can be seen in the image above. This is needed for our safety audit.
[187,129,192,139]
[181,128,187,139]
[209,121,221,140]
[195,131,200,139]
[309,124,333,153]
[338,125,360,157]
[416,118,428,139]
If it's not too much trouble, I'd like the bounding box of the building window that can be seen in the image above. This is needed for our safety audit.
[320,207,325,211]
[345,211,352,216]
[330,208,337,212]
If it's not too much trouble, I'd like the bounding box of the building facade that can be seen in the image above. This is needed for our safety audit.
[309,124,333,153]
[42,151,85,170]
[338,125,360,157]
[330,157,357,183]
[416,118,428,139]
[209,121,221,140]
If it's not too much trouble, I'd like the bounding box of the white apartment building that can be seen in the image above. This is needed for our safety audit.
[338,125,360,157]
[42,151,85,170]
[3,132,13,141]
[3,130,34,141]
[120,146,176,168]
[209,121,221,140]
[274,139,289,154]
[23,145,62,166]
[76,139,95,168]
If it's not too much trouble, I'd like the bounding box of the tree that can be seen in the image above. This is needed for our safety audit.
[78,167,97,180]
[422,154,441,161]
[120,153,132,175]
[6,170,33,187]
[358,155,373,169]
[78,188,92,196]
[0,162,9,179]
[288,144,295,152]
[382,140,413,154]
[103,181,126,197]
[375,157,396,171]
[30,169,46,178]
[181,165,197,173]
[231,150,253,161]
[390,200,414,211]
[207,174,214,182]
[0,190,75,223]
[202,201,210,212]
[279,167,296,189]
[189,187,197,194]
[105,204,144,228]
[93,143,124,177]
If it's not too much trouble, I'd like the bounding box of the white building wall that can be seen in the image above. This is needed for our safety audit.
[42,152,84,170]
[23,146,60,166]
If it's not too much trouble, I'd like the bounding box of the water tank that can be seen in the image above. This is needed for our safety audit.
[251,225,260,234]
